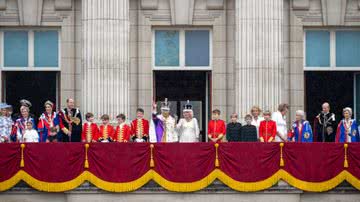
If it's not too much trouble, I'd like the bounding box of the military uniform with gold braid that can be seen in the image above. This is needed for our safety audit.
[59,108,82,142]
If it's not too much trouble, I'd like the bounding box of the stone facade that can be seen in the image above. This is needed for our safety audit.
[1,182,360,201]
[0,0,360,121]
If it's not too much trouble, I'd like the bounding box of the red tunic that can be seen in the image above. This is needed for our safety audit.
[114,124,131,142]
[81,122,99,143]
[131,118,149,138]
[259,120,277,142]
[97,125,115,142]
[208,119,226,142]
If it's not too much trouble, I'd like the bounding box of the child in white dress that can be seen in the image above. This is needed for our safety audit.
[23,121,39,143]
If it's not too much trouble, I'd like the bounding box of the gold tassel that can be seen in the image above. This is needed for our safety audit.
[150,144,155,168]
[20,144,25,168]
[280,143,284,167]
[344,143,349,168]
[84,144,89,169]
[215,143,220,168]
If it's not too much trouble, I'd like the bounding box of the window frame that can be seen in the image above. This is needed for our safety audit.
[152,27,212,71]
[304,28,360,71]
[0,28,61,71]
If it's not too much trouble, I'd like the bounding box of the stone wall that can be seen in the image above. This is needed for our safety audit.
[1,182,360,202]
[0,0,78,109]
[132,0,232,120]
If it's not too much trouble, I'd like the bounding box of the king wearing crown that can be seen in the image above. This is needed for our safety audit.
[149,98,178,143]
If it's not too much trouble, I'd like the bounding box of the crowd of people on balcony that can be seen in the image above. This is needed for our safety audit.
[0,98,358,143]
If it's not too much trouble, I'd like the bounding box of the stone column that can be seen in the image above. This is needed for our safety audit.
[235,0,284,116]
[82,0,130,119]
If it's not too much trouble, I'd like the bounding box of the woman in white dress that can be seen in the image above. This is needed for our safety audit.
[177,101,200,143]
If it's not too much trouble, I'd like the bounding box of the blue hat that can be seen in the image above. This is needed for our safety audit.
[0,103,12,109]
[4,104,12,109]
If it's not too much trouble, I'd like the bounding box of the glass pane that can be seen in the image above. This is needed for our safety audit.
[185,30,210,66]
[336,31,360,67]
[305,31,330,67]
[4,31,28,67]
[155,30,179,66]
[34,31,59,67]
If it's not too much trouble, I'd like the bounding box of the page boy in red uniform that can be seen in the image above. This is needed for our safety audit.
[259,110,277,143]
[97,114,115,142]
[208,109,226,143]
[114,114,131,142]
[131,108,149,142]
[81,112,99,143]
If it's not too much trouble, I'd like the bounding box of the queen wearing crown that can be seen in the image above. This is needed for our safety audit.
[150,98,178,143]
[176,100,200,142]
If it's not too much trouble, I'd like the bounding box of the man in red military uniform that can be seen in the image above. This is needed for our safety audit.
[114,114,131,142]
[259,110,277,142]
[97,114,115,142]
[131,108,149,142]
[81,112,99,143]
[208,109,226,143]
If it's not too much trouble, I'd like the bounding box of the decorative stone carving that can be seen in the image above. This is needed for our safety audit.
[321,0,347,25]
[17,0,43,26]
[169,0,194,25]
[206,0,224,10]
[292,0,310,10]
[55,0,72,11]
[141,0,158,10]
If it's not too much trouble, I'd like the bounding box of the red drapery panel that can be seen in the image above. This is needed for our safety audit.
[282,143,344,182]
[347,143,360,179]
[218,143,280,182]
[153,143,215,182]
[23,143,84,182]
[0,143,20,182]
[87,143,150,182]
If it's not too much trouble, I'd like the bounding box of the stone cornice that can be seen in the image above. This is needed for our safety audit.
[4,181,359,194]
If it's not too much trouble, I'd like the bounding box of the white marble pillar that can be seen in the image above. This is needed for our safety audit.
[82,0,130,119]
[235,0,284,116]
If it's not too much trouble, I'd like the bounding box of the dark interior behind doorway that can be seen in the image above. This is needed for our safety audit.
[305,71,354,127]
[3,71,58,119]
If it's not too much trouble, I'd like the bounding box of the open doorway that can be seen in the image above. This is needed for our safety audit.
[3,71,59,119]
[305,71,354,126]
[154,71,211,142]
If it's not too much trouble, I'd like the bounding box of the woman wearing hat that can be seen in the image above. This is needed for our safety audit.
[176,101,200,142]
[0,103,13,142]
[335,107,359,143]
[288,110,313,143]
[13,100,36,142]
[38,101,67,142]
